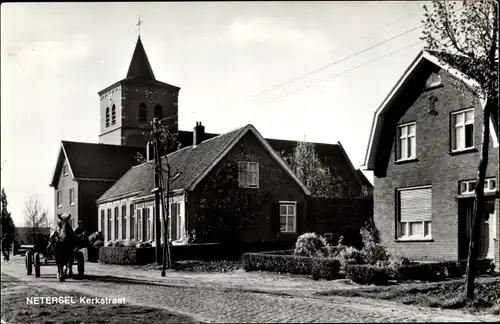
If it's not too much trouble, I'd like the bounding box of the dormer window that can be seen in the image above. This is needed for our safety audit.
[396,122,416,161]
[451,108,474,152]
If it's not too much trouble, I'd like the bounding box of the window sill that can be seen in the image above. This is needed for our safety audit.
[456,191,499,199]
[449,148,477,156]
[395,237,434,242]
[395,158,418,165]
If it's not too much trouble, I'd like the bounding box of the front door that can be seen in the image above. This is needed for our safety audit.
[484,200,496,259]
[458,198,496,259]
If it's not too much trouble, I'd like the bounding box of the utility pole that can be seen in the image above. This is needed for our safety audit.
[152,118,162,265]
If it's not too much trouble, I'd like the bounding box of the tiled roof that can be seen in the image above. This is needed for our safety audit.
[98,126,247,202]
[50,141,145,187]
[178,131,363,191]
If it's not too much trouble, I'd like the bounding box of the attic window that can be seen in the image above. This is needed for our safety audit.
[63,165,68,176]
[425,73,442,90]
[172,172,181,180]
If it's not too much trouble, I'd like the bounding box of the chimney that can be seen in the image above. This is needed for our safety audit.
[193,121,205,146]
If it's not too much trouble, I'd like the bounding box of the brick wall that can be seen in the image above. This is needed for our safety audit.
[306,197,373,248]
[188,131,308,244]
[374,69,499,261]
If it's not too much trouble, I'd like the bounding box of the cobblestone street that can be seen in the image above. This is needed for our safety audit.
[2,260,498,323]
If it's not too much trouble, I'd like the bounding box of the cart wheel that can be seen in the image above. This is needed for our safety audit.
[25,252,33,275]
[77,251,84,279]
[34,253,41,278]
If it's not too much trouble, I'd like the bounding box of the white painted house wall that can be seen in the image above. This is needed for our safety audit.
[97,193,186,243]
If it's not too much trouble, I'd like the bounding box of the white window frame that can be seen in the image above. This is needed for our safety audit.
[451,108,474,152]
[63,164,68,176]
[396,122,417,161]
[397,186,432,240]
[279,201,297,233]
[238,161,259,188]
[459,178,497,195]
[69,188,75,206]
[57,191,62,208]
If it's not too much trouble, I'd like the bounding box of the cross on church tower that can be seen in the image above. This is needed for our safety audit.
[136,14,143,36]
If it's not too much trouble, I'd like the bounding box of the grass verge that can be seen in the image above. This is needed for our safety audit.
[316,275,500,314]
[0,273,200,324]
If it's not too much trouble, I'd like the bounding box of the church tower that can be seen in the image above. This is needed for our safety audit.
[98,36,180,147]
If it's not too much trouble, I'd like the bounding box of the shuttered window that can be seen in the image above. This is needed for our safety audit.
[398,187,432,239]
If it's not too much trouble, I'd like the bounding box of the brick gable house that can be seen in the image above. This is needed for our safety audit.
[96,124,311,244]
[363,50,499,269]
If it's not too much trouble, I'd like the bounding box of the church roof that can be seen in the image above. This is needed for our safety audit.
[97,125,312,203]
[126,36,156,80]
[50,141,145,187]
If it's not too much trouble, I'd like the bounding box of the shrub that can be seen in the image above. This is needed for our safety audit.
[106,240,114,247]
[243,252,340,280]
[123,239,137,247]
[337,246,366,269]
[113,239,125,247]
[344,264,390,285]
[294,233,329,258]
[360,221,389,265]
[311,257,341,281]
[136,241,152,248]
[88,231,104,245]
[99,246,156,265]
[93,240,104,248]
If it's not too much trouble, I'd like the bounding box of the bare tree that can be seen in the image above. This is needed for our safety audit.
[23,195,49,245]
[422,0,498,299]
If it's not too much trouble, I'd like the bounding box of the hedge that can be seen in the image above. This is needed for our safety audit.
[98,246,155,265]
[242,252,340,280]
[392,259,495,282]
[344,264,390,285]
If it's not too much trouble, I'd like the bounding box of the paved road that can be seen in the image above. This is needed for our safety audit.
[1,261,497,323]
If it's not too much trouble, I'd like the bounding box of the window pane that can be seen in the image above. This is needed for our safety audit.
[287,205,295,215]
[465,110,473,122]
[408,124,416,136]
[491,179,496,190]
[400,222,407,236]
[287,216,295,231]
[400,126,407,137]
[407,138,412,158]
[280,205,287,215]
[460,182,468,194]
[455,126,464,149]
[455,113,464,125]
[409,222,423,236]
[280,216,287,232]
[468,182,476,192]
[424,221,432,237]
[400,138,407,159]
[465,124,473,148]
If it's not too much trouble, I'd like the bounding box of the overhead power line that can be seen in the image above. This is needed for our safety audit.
[252,6,464,98]
[261,39,426,104]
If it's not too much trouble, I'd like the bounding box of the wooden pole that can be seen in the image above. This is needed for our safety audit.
[153,118,162,265]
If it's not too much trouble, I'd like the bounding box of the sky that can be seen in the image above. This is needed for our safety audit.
[1,1,429,226]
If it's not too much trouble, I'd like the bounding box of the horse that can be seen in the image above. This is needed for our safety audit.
[50,213,76,281]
